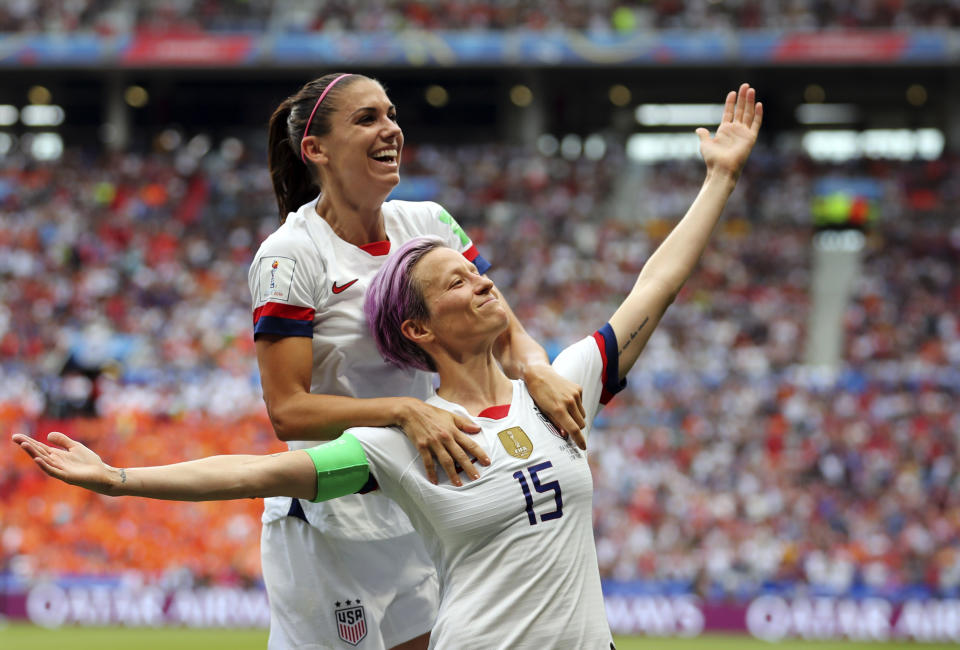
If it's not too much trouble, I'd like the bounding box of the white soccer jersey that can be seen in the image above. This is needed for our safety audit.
[348,326,625,649]
[249,197,489,539]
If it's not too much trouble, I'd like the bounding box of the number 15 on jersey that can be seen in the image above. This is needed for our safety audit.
[512,461,563,526]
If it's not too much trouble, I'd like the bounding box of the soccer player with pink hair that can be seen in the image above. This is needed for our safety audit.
[15,84,761,649]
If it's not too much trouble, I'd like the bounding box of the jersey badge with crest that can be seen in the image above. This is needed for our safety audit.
[333,599,367,646]
[534,405,564,439]
[258,256,296,301]
[535,405,582,459]
[497,427,533,459]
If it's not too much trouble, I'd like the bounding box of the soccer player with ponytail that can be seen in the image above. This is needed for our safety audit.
[249,73,587,649]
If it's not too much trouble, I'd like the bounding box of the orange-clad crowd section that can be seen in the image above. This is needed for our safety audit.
[2,406,284,584]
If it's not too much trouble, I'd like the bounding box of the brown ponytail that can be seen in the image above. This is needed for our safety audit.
[266,72,369,223]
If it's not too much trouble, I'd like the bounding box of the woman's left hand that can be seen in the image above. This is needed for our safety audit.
[524,364,587,449]
[697,83,763,181]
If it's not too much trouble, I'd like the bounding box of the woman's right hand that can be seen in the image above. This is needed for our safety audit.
[393,398,490,486]
[13,432,118,495]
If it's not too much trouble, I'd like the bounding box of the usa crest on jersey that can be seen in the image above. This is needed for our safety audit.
[334,600,367,646]
[533,404,563,439]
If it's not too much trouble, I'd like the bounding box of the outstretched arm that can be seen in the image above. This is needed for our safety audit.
[609,83,763,379]
[12,432,318,501]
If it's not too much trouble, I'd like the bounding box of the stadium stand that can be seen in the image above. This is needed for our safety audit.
[1,140,957,601]
[0,0,957,33]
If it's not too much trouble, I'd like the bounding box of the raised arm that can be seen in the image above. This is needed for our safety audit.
[12,432,318,501]
[609,83,762,380]
[257,334,488,485]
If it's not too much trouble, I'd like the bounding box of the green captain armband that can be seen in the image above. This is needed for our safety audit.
[304,433,371,503]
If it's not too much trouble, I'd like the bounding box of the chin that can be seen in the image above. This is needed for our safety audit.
[380,173,401,191]
[364,177,398,204]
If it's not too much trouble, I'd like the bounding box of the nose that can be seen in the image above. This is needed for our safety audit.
[475,274,494,294]
[381,117,402,141]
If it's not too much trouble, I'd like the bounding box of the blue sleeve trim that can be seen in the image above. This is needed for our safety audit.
[358,474,379,494]
[253,316,314,338]
[287,497,309,522]
[598,322,627,402]
[474,253,492,275]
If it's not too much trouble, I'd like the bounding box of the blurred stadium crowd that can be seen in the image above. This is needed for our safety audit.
[1,0,958,34]
[1,134,957,601]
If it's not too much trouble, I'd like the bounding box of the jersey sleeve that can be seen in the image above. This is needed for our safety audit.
[248,233,322,339]
[551,323,626,432]
[347,426,421,500]
[422,201,491,275]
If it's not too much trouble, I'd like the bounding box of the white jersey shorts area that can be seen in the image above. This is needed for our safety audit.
[261,524,438,650]
[248,198,490,649]
[348,327,626,649]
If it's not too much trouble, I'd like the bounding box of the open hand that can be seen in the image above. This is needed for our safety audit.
[12,432,116,494]
[697,83,762,181]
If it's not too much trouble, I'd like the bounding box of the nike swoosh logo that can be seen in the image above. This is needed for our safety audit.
[331,279,359,294]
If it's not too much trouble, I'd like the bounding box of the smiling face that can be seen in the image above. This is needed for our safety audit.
[409,247,510,351]
[311,78,403,204]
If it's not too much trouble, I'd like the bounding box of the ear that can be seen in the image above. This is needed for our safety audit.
[301,136,329,165]
[400,319,433,346]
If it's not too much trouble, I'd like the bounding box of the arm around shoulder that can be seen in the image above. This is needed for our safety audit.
[255,334,423,442]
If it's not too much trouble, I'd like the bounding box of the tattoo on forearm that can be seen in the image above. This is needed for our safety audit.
[619,317,650,355]
[119,468,127,484]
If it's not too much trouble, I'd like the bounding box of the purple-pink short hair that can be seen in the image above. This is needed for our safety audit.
[364,236,447,372]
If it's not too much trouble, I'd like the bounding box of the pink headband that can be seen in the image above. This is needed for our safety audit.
[300,73,353,163]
